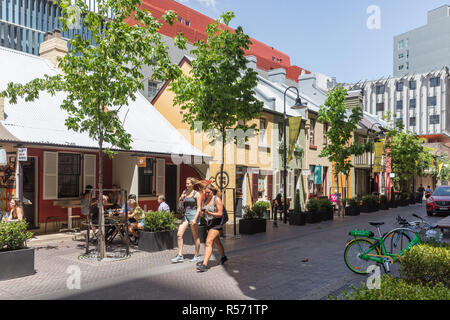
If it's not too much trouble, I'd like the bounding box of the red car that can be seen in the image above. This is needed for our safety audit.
[426,186,450,216]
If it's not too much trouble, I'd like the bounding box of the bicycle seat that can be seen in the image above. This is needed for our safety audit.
[369,222,385,227]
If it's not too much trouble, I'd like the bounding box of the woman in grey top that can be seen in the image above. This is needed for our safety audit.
[171,177,204,263]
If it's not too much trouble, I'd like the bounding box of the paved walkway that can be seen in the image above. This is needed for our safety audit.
[0,203,446,300]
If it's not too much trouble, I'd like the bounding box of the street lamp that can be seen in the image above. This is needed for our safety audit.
[367,122,384,195]
[279,87,307,226]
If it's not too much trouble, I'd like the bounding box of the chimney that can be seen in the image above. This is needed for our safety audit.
[246,55,257,71]
[0,97,4,121]
[39,28,68,68]
[298,73,317,91]
[268,68,286,84]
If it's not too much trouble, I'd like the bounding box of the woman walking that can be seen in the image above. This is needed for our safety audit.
[196,184,227,272]
[171,177,204,263]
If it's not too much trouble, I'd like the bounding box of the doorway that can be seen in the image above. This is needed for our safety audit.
[165,164,177,213]
[22,157,38,228]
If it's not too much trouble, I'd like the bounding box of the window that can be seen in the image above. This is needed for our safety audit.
[148,81,158,99]
[427,96,437,106]
[185,20,190,26]
[396,100,403,110]
[258,175,267,199]
[430,115,440,125]
[309,119,315,146]
[376,102,384,112]
[398,65,404,71]
[398,53,404,59]
[138,158,154,195]
[409,80,416,90]
[406,62,409,70]
[409,117,416,126]
[375,85,385,95]
[396,81,403,92]
[58,153,81,198]
[430,77,440,87]
[259,118,267,145]
[398,40,404,49]
[409,98,416,109]
[177,16,182,23]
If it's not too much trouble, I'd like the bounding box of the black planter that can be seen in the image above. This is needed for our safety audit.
[239,218,266,235]
[306,211,322,223]
[399,199,409,207]
[380,202,389,210]
[0,247,35,281]
[289,212,306,226]
[183,226,207,245]
[319,210,333,221]
[361,205,370,213]
[390,200,398,208]
[138,230,177,253]
[345,206,360,216]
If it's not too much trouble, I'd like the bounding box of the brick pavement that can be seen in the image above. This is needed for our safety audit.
[0,203,446,300]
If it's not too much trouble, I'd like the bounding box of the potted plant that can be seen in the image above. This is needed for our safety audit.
[390,191,398,208]
[361,195,372,213]
[408,192,416,205]
[138,210,178,253]
[289,191,305,226]
[379,194,389,210]
[239,205,267,235]
[318,198,334,221]
[346,197,360,216]
[305,199,321,223]
[399,192,409,206]
[0,220,34,281]
[253,200,271,220]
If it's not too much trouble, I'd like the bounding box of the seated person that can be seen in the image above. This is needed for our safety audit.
[127,199,145,244]
[3,199,24,222]
[89,195,109,236]
[81,185,93,217]
[120,194,137,214]
[109,184,122,210]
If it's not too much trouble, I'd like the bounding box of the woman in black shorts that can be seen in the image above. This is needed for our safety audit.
[196,184,227,272]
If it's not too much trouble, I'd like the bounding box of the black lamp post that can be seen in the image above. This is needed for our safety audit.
[280,87,307,226]
[368,122,383,195]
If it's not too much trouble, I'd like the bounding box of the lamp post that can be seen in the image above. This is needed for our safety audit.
[280,87,308,225]
[368,122,383,195]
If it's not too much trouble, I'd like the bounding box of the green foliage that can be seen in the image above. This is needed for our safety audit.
[348,197,359,208]
[294,191,301,213]
[0,220,34,251]
[143,211,178,233]
[399,244,450,288]
[334,276,450,300]
[318,85,370,178]
[252,201,270,217]
[362,195,378,207]
[318,198,333,212]
[306,199,319,212]
[379,194,388,204]
[399,192,409,201]
[243,205,262,220]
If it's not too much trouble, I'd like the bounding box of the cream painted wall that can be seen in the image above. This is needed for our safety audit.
[112,153,138,198]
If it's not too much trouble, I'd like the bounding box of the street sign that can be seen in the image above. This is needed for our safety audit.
[18,148,27,162]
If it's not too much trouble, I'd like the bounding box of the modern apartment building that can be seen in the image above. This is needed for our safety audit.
[394,5,450,77]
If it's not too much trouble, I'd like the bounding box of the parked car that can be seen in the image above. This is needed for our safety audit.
[426,186,450,216]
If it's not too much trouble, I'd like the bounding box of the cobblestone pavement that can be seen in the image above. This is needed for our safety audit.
[0,203,447,300]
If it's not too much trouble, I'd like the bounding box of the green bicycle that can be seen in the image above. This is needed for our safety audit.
[344,221,421,274]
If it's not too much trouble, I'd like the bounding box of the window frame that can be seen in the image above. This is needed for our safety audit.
[309,119,316,147]
[375,85,385,95]
[57,152,82,199]
[430,77,440,87]
[396,100,403,110]
[396,81,403,92]
[409,80,416,90]
[430,115,440,125]
[409,98,416,109]
[376,102,384,112]
[138,157,155,196]
[427,96,437,107]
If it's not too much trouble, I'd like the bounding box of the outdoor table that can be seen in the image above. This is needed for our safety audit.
[53,200,81,232]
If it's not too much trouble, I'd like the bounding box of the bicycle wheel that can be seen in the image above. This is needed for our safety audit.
[344,239,381,275]
[382,229,412,255]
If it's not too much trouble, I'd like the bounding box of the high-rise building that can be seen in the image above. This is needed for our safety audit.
[393,5,450,77]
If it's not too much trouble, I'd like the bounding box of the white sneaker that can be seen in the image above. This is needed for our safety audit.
[171,255,184,263]
[190,255,201,262]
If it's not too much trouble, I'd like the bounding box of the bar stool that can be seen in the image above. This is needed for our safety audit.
[45,216,60,233]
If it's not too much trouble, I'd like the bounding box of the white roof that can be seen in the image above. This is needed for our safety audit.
[0,47,206,157]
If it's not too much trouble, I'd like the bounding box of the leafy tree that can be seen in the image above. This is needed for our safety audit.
[169,12,263,193]
[318,85,370,206]
[0,0,185,259]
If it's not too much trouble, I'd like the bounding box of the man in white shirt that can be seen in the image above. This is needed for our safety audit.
[158,195,170,212]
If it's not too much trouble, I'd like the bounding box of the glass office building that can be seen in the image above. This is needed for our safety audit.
[0,0,95,55]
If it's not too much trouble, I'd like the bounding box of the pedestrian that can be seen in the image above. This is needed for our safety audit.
[171,177,204,264]
[157,195,170,212]
[196,184,227,272]
[127,199,145,244]
[425,185,433,198]
[274,192,282,221]
[417,184,425,203]
[2,198,24,222]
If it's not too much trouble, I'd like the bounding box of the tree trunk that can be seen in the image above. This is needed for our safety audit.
[220,130,225,195]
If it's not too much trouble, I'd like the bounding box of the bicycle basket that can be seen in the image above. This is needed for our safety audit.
[349,230,374,237]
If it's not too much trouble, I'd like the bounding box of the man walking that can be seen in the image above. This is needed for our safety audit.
[417,184,425,203]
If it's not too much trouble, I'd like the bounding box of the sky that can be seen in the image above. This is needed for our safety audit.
[175,0,449,84]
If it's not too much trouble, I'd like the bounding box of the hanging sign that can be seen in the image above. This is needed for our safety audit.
[18,148,27,162]
[137,157,146,167]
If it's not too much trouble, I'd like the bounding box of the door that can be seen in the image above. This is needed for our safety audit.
[165,164,177,213]
[22,157,37,228]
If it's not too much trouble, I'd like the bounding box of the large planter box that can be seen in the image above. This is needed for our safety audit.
[183,226,207,245]
[0,247,35,281]
[138,230,177,253]
[345,206,360,216]
[306,211,322,223]
[239,219,266,235]
[289,212,306,226]
[380,203,389,210]
[390,200,398,208]
[399,199,409,207]
[320,210,333,221]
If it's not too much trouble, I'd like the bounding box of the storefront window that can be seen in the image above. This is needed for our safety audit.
[138,158,154,196]
[58,153,81,198]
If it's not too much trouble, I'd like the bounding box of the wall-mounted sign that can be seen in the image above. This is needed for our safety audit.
[18,148,27,162]
[137,157,146,167]
[302,169,311,176]
[0,148,7,165]
[390,173,395,178]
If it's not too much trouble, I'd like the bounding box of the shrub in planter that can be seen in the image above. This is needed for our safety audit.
[399,192,409,206]
[0,220,35,281]
[239,206,266,235]
[305,199,321,223]
[332,275,450,300]
[318,198,334,220]
[379,194,389,210]
[289,191,305,226]
[408,192,416,204]
[346,197,360,216]
[139,211,178,252]
[253,200,270,219]
[361,195,377,212]
[399,244,450,288]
